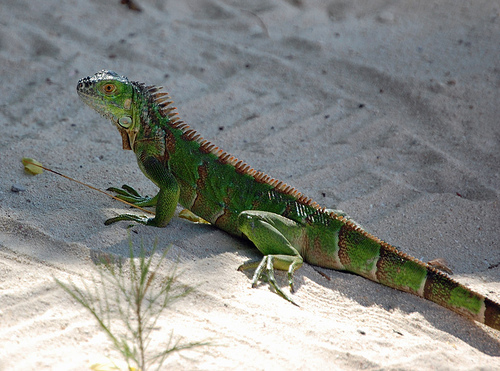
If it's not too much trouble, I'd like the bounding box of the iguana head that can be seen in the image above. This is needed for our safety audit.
[77,70,138,150]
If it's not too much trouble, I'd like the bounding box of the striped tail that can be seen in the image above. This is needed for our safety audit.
[335,216,500,331]
[419,267,500,331]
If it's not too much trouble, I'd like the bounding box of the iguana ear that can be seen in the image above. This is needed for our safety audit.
[118,116,133,128]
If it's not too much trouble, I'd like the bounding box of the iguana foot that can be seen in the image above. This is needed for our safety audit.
[238,255,301,307]
[107,184,157,207]
[104,213,158,226]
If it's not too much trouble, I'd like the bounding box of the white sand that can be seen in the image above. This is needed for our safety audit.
[1,0,499,369]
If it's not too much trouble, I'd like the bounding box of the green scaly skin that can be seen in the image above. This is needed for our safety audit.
[77,70,500,331]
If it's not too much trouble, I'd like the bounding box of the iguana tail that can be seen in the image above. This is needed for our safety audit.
[310,215,500,331]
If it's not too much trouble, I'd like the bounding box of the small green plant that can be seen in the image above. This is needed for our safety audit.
[56,240,207,370]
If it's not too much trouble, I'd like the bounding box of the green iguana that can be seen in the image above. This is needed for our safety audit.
[77,70,500,331]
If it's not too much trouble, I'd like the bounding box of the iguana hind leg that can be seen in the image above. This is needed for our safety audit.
[237,210,304,305]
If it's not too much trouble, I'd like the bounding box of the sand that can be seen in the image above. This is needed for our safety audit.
[1,0,499,369]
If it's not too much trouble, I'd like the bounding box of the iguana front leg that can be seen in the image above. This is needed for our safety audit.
[237,211,304,305]
[107,185,210,224]
[106,156,179,227]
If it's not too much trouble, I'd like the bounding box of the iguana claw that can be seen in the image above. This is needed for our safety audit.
[104,214,154,226]
[107,184,157,207]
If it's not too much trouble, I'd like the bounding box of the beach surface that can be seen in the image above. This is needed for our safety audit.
[1,0,499,369]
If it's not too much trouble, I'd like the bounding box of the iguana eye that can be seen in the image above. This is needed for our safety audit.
[102,83,117,94]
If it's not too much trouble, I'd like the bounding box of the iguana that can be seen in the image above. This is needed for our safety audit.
[77,70,500,331]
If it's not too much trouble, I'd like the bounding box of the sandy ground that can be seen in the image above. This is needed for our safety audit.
[1,0,500,369]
